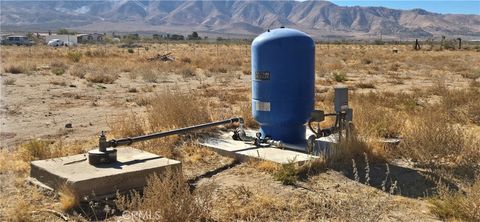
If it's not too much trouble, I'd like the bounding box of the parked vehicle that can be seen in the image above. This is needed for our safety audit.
[64,41,76,47]
[1,36,34,46]
[47,39,64,47]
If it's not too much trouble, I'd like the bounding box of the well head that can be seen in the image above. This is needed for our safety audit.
[87,148,117,165]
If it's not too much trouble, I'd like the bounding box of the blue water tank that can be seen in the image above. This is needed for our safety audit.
[251,28,315,144]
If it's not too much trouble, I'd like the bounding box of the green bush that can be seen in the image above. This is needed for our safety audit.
[273,162,298,185]
[66,51,82,63]
[333,72,347,82]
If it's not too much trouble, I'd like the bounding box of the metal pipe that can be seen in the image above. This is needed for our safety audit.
[265,140,307,152]
[102,117,243,149]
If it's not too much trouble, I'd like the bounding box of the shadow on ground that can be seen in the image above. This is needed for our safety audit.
[339,162,459,198]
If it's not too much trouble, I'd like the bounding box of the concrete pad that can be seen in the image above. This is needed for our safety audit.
[200,130,318,164]
[30,147,180,200]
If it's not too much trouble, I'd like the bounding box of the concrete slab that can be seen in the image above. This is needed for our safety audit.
[200,130,319,164]
[30,147,180,200]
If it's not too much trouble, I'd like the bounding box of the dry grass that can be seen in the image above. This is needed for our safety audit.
[140,67,158,83]
[213,183,393,221]
[68,63,88,79]
[238,101,258,128]
[248,160,279,173]
[116,170,214,222]
[9,139,88,168]
[147,92,211,130]
[17,139,53,162]
[3,64,26,74]
[430,177,480,221]
[355,82,376,89]
[180,143,217,163]
[108,92,211,158]
[3,62,36,74]
[59,185,78,212]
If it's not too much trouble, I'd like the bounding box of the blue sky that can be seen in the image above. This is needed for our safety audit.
[328,1,480,15]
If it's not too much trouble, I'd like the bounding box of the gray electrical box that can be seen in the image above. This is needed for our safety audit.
[334,87,348,112]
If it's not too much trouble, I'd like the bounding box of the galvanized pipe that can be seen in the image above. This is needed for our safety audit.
[101,117,243,150]
[266,139,307,152]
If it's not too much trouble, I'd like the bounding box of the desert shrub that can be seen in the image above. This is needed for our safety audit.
[4,64,25,74]
[208,66,228,74]
[135,95,152,106]
[181,67,196,78]
[69,63,88,79]
[50,61,68,75]
[85,67,118,84]
[116,170,214,222]
[66,50,82,62]
[389,63,400,71]
[217,67,228,73]
[52,67,66,75]
[355,82,376,89]
[128,48,134,53]
[361,58,373,65]
[180,57,192,63]
[461,71,480,80]
[332,71,347,82]
[141,68,157,83]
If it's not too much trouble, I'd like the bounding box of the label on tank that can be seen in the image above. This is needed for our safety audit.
[255,71,270,80]
[255,101,270,111]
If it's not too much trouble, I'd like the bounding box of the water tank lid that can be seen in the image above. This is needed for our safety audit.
[252,28,313,46]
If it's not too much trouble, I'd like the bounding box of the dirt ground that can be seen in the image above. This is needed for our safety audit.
[1,43,479,221]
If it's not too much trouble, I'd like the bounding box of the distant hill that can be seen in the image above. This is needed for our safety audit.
[1,0,479,39]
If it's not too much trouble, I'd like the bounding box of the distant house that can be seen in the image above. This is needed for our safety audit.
[1,35,34,46]
[77,33,104,43]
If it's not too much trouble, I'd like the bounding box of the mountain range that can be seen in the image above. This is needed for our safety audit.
[1,0,480,39]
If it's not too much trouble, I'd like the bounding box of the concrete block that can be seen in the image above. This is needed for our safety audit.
[29,147,181,200]
[200,130,318,164]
